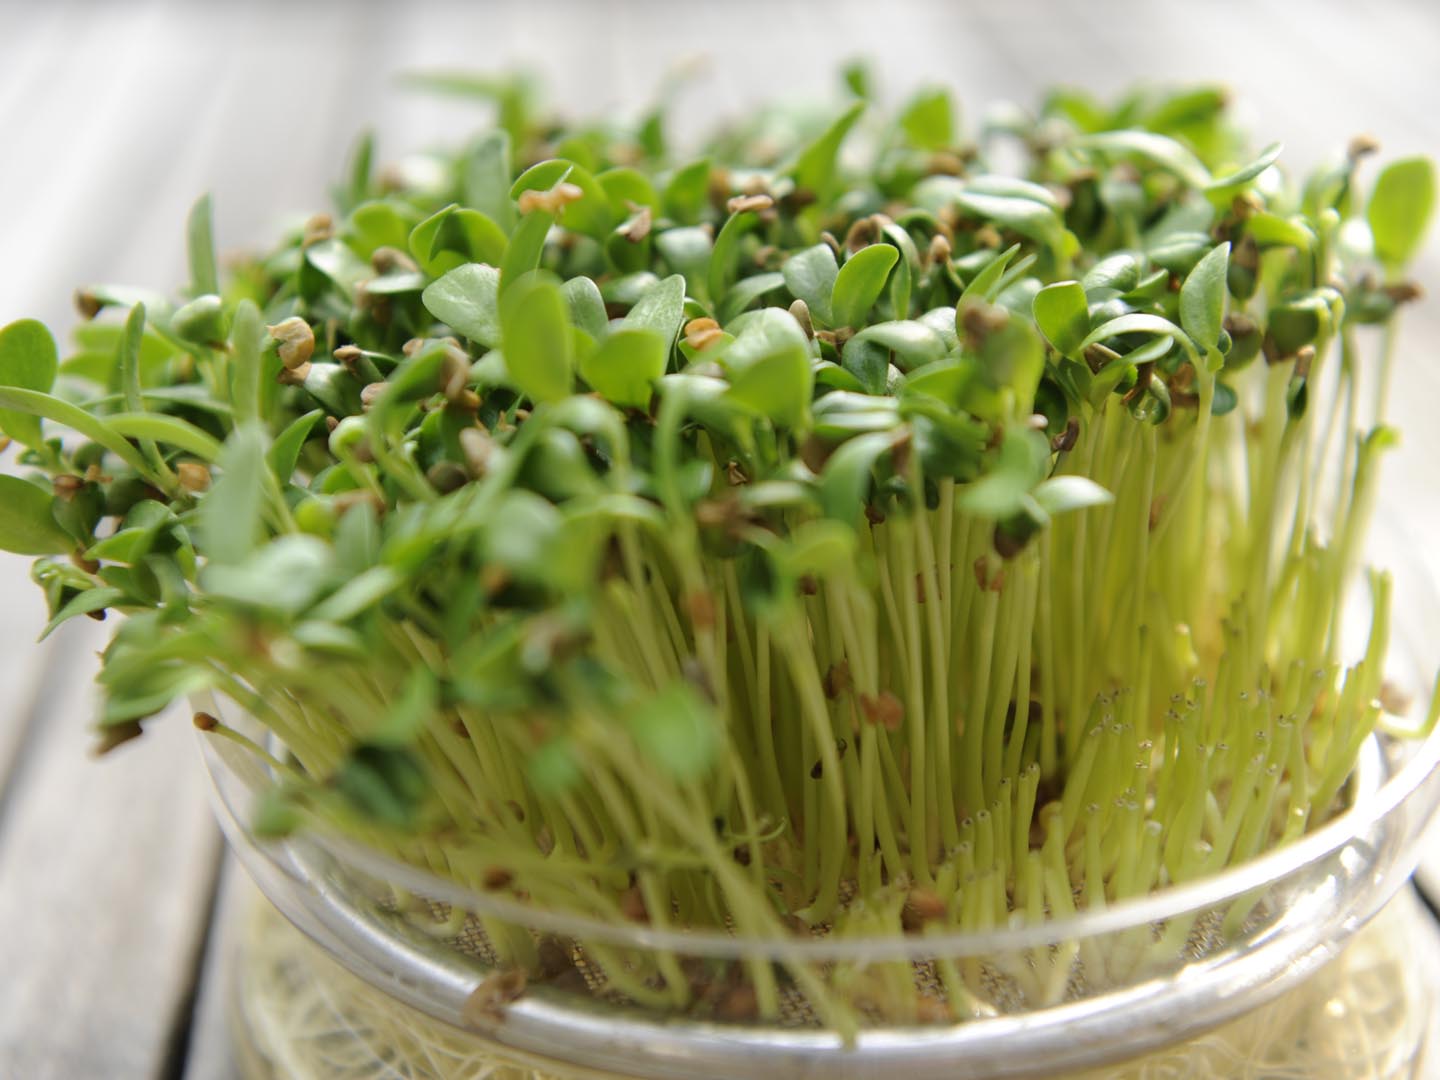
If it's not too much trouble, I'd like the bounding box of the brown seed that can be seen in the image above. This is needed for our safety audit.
[788,299,814,339]
[537,936,573,979]
[68,551,100,575]
[370,246,417,274]
[915,993,951,1024]
[462,969,527,1026]
[74,289,102,320]
[192,711,219,732]
[927,232,952,267]
[843,215,881,254]
[51,474,84,501]
[1149,495,1168,531]
[715,984,758,1021]
[92,721,144,756]
[684,317,722,351]
[902,888,948,931]
[333,344,363,367]
[482,866,514,891]
[1051,417,1080,453]
[619,205,653,243]
[177,462,211,493]
[859,691,904,732]
[726,193,774,215]
[277,361,311,386]
[360,382,387,411]
[1347,134,1381,161]
[685,590,716,630]
[823,660,852,699]
[620,886,649,923]
[1379,681,1413,716]
[517,182,584,216]
[302,213,333,247]
[267,316,315,370]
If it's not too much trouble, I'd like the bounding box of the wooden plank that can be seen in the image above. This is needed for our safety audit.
[0,620,222,1079]
[180,858,245,1080]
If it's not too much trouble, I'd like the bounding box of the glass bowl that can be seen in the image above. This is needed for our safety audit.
[194,540,1440,1079]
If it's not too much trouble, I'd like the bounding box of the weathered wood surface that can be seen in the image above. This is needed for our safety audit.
[0,1,1437,1076]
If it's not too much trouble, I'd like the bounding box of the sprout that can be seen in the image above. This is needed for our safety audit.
[0,72,1434,1027]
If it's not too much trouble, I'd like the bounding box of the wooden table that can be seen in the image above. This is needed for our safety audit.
[1,1,1438,1075]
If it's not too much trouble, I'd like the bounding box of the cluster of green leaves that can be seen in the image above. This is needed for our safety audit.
[1,70,1435,1023]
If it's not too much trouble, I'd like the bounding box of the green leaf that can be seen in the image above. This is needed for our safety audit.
[1244,212,1314,252]
[1080,313,1197,364]
[0,475,71,555]
[499,209,555,293]
[0,318,58,448]
[654,227,712,301]
[1178,242,1230,351]
[462,131,516,234]
[104,414,222,461]
[171,295,226,345]
[831,244,899,328]
[957,427,1050,519]
[954,190,1063,246]
[1032,281,1089,356]
[898,86,955,151]
[662,159,711,225]
[500,274,574,403]
[267,409,324,482]
[708,205,763,304]
[717,272,786,324]
[1081,253,1143,296]
[528,739,582,795]
[622,273,686,347]
[333,744,429,828]
[782,244,839,326]
[310,565,403,623]
[597,166,660,213]
[1075,130,1212,189]
[1205,142,1282,193]
[305,239,371,299]
[347,201,414,259]
[958,243,1022,307]
[627,682,719,779]
[844,321,948,375]
[408,204,508,275]
[726,344,812,428]
[788,102,866,197]
[40,586,126,639]
[579,327,666,409]
[1031,475,1112,516]
[818,431,896,521]
[561,276,608,340]
[203,534,333,614]
[202,424,269,566]
[0,387,152,477]
[422,263,502,347]
[229,300,264,424]
[1368,156,1436,271]
[187,193,219,296]
[338,130,373,212]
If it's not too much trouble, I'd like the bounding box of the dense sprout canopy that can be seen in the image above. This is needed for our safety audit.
[0,73,1436,996]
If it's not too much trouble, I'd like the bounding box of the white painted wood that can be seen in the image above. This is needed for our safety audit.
[0,621,221,1079]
